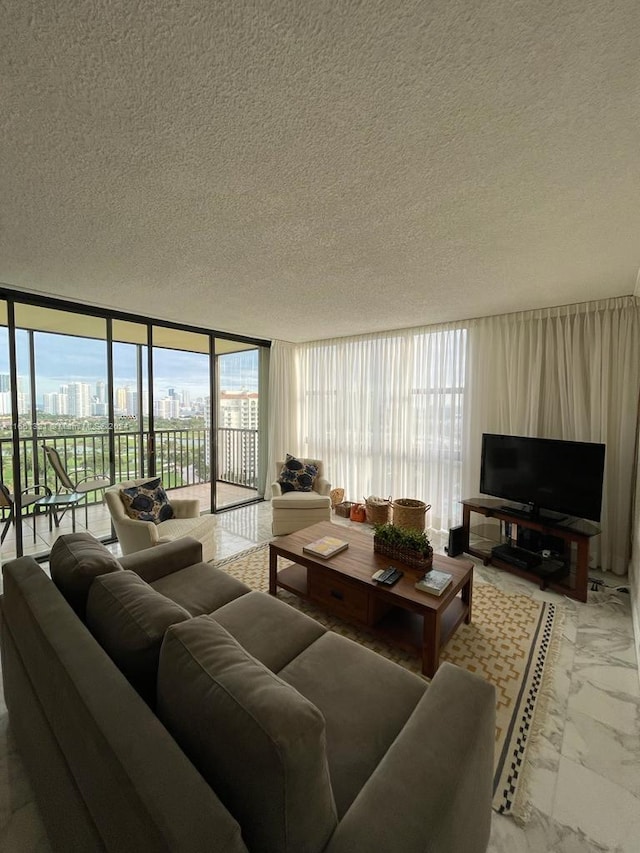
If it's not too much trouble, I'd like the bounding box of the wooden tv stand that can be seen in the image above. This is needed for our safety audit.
[460,498,600,603]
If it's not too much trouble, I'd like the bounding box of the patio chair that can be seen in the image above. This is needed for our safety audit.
[0,481,52,544]
[41,444,111,528]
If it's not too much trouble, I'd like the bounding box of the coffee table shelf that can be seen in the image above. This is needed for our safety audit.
[276,563,308,597]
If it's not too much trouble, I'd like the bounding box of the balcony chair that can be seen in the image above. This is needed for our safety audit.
[41,444,111,529]
[104,478,217,561]
[271,456,332,535]
[0,482,52,544]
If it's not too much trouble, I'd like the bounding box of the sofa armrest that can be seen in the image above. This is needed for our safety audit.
[324,663,495,853]
[118,537,204,582]
[271,481,283,498]
[170,498,200,519]
[314,476,331,496]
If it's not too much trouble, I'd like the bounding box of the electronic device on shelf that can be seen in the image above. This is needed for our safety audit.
[491,543,568,579]
[491,543,542,570]
[480,433,606,523]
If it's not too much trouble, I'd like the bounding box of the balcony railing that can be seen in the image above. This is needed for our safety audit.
[0,427,259,497]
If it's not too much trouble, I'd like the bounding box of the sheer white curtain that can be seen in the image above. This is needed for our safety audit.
[294,325,467,532]
[462,297,640,575]
[266,340,299,495]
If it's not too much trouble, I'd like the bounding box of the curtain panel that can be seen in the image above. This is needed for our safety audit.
[266,340,300,492]
[269,296,639,575]
[463,296,640,575]
[293,325,467,533]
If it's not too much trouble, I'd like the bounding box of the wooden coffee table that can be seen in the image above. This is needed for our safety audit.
[269,521,473,677]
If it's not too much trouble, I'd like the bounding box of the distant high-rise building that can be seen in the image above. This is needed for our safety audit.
[114,387,128,414]
[154,397,180,419]
[219,391,259,430]
[96,380,106,403]
[218,391,259,486]
[126,389,138,417]
[67,382,92,417]
[43,389,69,415]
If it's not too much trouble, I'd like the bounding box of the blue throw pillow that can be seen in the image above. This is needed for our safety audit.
[278,454,319,493]
[120,478,175,524]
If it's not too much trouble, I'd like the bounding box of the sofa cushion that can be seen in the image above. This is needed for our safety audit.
[157,617,337,853]
[277,453,318,493]
[278,631,427,818]
[120,478,175,523]
[86,571,190,705]
[150,562,250,616]
[49,532,122,620]
[211,591,326,672]
[271,491,332,509]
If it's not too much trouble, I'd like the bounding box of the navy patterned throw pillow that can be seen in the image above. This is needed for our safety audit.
[278,454,319,493]
[119,478,175,524]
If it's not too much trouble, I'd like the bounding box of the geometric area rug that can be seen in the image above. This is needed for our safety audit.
[215,544,565,824]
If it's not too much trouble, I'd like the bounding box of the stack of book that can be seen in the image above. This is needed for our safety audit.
[415,569,453,596]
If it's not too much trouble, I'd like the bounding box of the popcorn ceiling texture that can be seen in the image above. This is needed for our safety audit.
[0,0,638,342]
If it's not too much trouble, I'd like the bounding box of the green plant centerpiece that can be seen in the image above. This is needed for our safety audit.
[372,522,433,571]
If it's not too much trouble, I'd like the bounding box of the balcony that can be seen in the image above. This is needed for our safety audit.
[0,427,261,561]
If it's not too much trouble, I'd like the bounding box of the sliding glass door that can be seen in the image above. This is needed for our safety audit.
[215,340,266,508]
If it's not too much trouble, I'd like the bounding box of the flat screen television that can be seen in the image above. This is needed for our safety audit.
[479,434,605,523]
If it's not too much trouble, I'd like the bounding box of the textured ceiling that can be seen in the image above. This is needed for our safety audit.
[1,0,638,343]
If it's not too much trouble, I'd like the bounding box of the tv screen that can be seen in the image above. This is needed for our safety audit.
[480,434,605,522]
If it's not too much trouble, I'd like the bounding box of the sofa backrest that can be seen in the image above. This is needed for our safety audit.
[49,531,122,620]
[0,556,249,853]
[86,570,191,705]
[157,616,338,853]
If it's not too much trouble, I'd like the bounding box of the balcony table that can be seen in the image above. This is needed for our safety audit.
[35,492,85,534]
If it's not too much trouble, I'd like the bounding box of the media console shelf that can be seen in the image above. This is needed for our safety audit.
[460,498,600,603]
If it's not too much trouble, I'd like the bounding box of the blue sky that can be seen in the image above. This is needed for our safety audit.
[0,330,259,399]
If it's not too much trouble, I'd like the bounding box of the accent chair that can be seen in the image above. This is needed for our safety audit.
[271,458,332,535]
[105,478,217,561]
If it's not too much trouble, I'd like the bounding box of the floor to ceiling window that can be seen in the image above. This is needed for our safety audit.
[8,305,110,553]
[152,326,212,511]
[112,319,150,484]
[0,290,269,561]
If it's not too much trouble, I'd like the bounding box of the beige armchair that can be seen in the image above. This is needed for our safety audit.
[271,458,332,535]
[105,479,217,561]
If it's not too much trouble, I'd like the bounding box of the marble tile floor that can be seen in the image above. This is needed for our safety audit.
[1,503,639,852]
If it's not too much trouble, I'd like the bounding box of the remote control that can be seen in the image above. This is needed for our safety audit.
[373,566,397,583]
[376,568,403,585]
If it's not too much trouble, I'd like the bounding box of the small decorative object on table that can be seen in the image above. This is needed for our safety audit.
[415,569,453,596]
[391,498,431,532]
[365,495,391,525]
[349,503,367,523]
[329,488,345,509]
[334,501,354,518]
[373,522,433,571]
[303,536,349,559]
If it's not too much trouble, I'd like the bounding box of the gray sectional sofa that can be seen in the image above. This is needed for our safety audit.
[1,532,496,853]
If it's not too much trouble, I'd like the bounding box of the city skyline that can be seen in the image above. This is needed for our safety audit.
[0,329,259,400]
